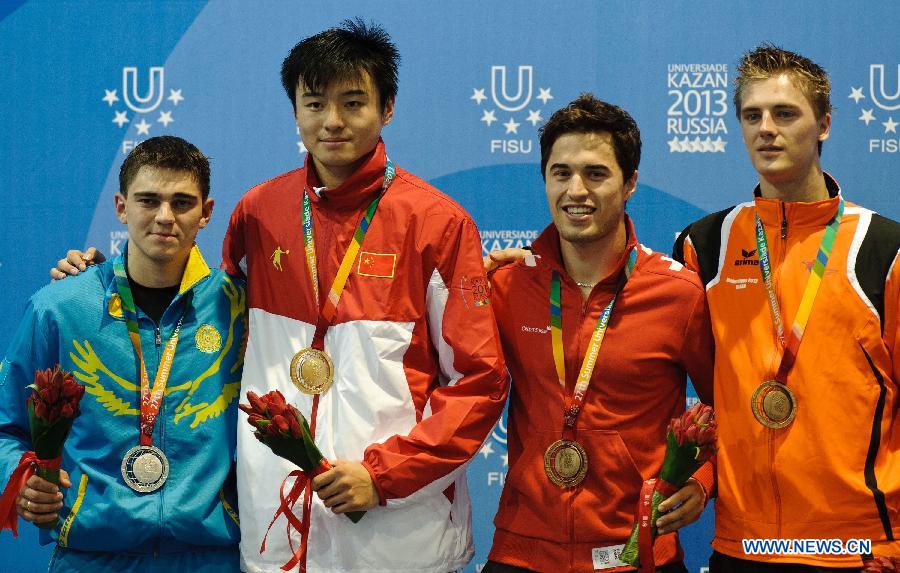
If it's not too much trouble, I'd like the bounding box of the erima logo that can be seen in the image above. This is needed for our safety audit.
[734,248,759,266]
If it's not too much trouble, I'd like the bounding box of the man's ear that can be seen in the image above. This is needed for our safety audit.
[114,193,127,224]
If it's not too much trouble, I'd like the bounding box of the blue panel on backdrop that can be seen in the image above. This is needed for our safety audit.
[3,2,900,572]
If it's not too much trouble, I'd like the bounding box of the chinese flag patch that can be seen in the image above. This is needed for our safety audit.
[357,251,397,278]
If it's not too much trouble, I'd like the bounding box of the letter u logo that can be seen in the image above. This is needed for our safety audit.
[122,67,165,114]
[491,415,507,445]
[491,65,533,112]
[870,64,900,111]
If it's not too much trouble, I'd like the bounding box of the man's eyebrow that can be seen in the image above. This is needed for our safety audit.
[340,89,368,97]
[549,163,570,171]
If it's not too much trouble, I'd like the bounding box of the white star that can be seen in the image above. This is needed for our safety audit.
[503,117,520,134]
[102,89,119,106]
[167,89,184,105]
[667,137,682,153]
[859,108,876,125]
[848,86,865,104]
[701,137,714,152]
[537,87,553,105]
[157,110,173,127]
[526,109,542,126]
[481,109,497,126]
[713,137,727,152]
[690,136,703,152]
[479,442,494,459]
[884,117,898,134]
[297,140,307,153]
[135,118,151,135]
[501,453,508,467]
[470,88,487,105]
[112,110,129,127]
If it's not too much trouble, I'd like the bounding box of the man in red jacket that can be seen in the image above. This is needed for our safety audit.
[485,94,714,573]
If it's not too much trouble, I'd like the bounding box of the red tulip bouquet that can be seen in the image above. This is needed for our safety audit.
[0,366,86,534]
[865,557,900,572]
[621,403,717,570]
[240,390,365,524]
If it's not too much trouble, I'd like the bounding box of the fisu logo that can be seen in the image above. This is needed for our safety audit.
[103,66,184,153]
[471,64,554,155]
[491,65,533,112]
[870,64,900,112]
[122,67,165,113]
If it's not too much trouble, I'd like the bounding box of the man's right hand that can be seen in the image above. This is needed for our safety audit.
[51,247,105,281]
[16,470,71,525]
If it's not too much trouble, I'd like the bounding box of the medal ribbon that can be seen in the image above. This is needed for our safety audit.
[755,198,843,383]
[301,160,395,350]
[113,259,186,446]
[551,248,637,428]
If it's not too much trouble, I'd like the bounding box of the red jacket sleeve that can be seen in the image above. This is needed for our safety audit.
[363,215,509,500]
[221,197,248,280]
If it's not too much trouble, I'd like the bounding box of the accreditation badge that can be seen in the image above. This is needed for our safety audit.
[751,380,797,429]
[290,347,334,395]
[544,439,588,488]
[121,445,169,493]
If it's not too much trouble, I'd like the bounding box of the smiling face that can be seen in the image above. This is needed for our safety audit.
[295,70,394,189]
[115,166,213,282]
[739,73,830,191]
[544,131,636,247]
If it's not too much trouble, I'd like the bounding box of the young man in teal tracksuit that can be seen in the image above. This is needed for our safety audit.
[0,136,247,572]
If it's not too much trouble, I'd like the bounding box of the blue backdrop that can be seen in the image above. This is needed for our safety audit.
[2,2,899,572]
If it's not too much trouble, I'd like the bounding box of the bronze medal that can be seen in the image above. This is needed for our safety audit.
[290,347,334,395]
[121,445,169,493]
[751,380,797,429]
[543,439,588,488]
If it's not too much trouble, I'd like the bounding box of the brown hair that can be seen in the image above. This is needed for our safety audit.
[119,136,211,198]
[539,93,641,180]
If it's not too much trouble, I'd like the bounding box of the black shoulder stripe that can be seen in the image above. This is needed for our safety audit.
[672,207,735,287]
[855,213,900,331]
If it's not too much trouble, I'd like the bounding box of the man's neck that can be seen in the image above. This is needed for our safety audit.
[758,166,828,203]
[127,252,187,288]
[559,222,627,294]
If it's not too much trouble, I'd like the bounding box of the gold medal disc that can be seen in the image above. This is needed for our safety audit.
[290,347,334,394]
[543,439,588,488]
[751,380,797,429]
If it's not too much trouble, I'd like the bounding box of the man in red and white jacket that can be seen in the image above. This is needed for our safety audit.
[485,95,714,573]
[223,21,508,573]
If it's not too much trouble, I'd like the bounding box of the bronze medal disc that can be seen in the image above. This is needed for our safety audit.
[543,439,588,488]
[290,347,334,395]
[121,445,169,493]
[751,380,797,429]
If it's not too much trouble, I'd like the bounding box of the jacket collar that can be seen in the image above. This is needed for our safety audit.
[304,139,388,211]
[104,243,210,320]
[753,172,842,228]
[530,214,639,289]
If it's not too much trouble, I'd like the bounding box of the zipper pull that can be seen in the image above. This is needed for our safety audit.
[780,203,788,240]
[155,327,161,347]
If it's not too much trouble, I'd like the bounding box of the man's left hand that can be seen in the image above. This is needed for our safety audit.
[311,460,380,514]
[655,478,707,534]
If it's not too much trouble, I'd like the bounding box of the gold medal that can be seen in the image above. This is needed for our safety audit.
[751,380,797,429]
[543,439,588,488]
[290,347,334,394]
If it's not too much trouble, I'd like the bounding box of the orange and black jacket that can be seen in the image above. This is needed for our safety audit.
[674,174,900,566]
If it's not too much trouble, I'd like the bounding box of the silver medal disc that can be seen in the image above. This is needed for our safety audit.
[121,445,169,493]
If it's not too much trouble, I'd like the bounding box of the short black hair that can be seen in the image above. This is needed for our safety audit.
[281,18,400,111]
[119,136,210,198]
[539,93,641,180]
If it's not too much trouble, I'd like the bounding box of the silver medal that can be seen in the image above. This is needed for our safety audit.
[121,445,169,493]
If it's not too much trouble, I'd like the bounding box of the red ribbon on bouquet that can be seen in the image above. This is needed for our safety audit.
[260,458,332,572]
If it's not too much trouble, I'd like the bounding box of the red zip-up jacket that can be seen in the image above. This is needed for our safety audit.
[488,218,714,573]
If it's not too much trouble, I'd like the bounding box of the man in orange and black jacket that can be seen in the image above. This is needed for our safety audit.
[674,45,900,572]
